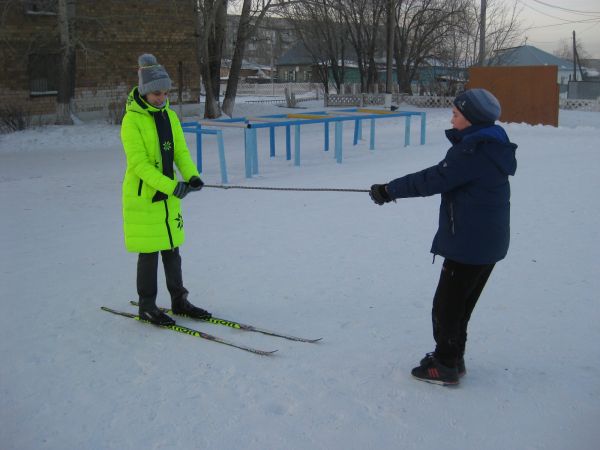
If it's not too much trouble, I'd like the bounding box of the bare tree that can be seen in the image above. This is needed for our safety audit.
[222,0,285,117]
[195,0,289,118]
[281,0,349,94]
[340,0,387,92]
[466,0,522,66]
[195,0,228,118]
[393,0,469,94]
[553,37,591,61]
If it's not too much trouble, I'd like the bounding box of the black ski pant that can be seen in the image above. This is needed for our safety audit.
[432,258,495,368]
[137,247,188,309]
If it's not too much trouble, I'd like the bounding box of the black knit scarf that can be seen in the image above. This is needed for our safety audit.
[133,88,175,203]
[150,109,175,202]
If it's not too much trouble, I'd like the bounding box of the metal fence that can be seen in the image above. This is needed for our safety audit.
[235,82,318,97]
[560,97,600,111]
[325,93,454,108]
[326,93,600,111]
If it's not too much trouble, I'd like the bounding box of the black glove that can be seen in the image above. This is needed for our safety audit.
[173,181,191,199]
[369,184,392,205]
[188,176,204,191]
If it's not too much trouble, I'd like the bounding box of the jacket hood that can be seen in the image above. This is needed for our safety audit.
[125,87,170,115]
[446,124,517,176]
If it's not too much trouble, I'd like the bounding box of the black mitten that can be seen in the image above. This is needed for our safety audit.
[369,184,392,205]
[188,176,204,191]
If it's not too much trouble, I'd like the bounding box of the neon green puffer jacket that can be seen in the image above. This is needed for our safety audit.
[120,87,200,253]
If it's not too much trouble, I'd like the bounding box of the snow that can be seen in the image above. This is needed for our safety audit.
[1,100,599,450]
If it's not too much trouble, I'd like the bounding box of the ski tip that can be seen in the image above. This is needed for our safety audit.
[286,336,322,343]
[249,349,279,356]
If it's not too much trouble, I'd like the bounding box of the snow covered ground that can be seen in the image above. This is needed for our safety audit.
[1,101,599,450]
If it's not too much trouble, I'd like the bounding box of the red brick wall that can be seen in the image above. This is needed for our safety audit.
[1,0,200,116]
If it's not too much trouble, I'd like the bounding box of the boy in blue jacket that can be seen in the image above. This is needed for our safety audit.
[369,89,517,385]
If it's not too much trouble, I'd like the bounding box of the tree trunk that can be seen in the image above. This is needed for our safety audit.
[222,0,252,117]
[56,0,75,125]
[385,0,394,93]
[195,0,227,119]
[393,28,412,94]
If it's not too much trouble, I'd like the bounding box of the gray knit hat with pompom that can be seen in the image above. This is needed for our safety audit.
[137,54,172,96]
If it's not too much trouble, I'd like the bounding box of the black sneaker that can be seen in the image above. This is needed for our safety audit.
[172,298,212,319]
[421,353,466,377]
[412,353,459,386]
[139,305,176,326]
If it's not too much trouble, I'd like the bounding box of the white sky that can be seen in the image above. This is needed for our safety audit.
[229,0,600,59]
[507,0,600,58]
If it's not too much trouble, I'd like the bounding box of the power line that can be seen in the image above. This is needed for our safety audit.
[580,21,600,34]
[531,0,600,16]
[525,38,560,44]
[525,17,600,30]
[518,0,576,22]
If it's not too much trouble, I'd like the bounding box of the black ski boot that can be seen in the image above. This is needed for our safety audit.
[412,353,459,386]
[457,357,466,377]
[139,304,176,326]
[172,298,212,319]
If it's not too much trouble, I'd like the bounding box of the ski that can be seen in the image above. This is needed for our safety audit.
[130,301,322,343]
[101,306,277,356]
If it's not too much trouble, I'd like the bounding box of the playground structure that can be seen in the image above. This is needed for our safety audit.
[182,108,426,184]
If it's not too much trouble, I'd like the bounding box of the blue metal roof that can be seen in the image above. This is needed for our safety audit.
[489,45,572,70]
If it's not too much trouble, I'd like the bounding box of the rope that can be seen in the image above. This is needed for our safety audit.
[204,184,369,193]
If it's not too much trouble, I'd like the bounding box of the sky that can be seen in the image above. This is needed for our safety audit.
[227,0,600,59]
[507,0,600,58]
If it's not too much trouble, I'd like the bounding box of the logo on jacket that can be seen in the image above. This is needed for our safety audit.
[162,140,172,152]
[175,213,184,230]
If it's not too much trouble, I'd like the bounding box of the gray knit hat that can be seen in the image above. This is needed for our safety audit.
[453,88,501,125]
[137,54,172,96]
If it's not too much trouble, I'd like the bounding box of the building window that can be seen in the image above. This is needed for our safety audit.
[24,0,58,15]
[28,54,60,96]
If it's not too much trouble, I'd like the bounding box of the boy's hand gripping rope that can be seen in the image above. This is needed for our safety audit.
[204,184,369,193]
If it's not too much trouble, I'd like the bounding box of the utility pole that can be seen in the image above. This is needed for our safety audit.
[572,30,577,82]
[478,0,487,66]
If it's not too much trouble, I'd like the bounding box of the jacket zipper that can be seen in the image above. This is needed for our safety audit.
[163,200,174,249]
[449,202,455,235]
[137,179,143,196]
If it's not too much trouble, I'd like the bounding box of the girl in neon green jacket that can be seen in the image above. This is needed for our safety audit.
[120,53,211,325]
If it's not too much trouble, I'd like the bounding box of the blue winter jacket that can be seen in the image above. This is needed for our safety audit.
[386,123,518,265]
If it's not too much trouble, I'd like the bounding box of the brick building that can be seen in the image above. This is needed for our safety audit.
[1,0,200,119]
